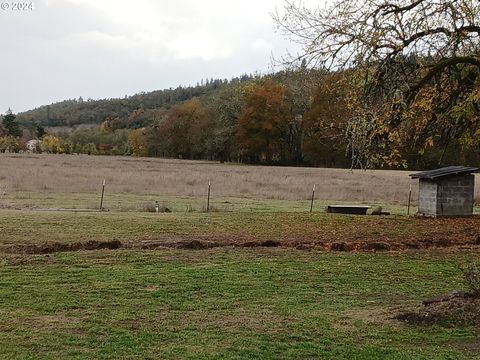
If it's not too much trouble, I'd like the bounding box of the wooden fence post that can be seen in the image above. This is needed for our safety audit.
[100,179,106,211]
[207,179,211,212]
[310,184,316,213]
[407,185,412,216]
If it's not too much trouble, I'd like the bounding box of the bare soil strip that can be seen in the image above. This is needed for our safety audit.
[2,233,480,254]
[1,240,122,254]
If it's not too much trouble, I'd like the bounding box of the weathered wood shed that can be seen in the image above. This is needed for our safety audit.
[410,166,479,217]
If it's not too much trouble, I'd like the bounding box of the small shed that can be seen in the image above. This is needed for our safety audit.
[410,166,479,217]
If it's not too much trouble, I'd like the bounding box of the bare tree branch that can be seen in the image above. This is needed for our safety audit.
[274,0,480,167]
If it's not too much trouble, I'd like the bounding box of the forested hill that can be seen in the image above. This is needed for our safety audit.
[16,74,255,129]
[10,68,361,167]
[4,65,480,169]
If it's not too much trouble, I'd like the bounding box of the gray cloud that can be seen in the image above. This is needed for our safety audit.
[1,0,319,113]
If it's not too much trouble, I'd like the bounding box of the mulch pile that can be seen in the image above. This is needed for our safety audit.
[396,296,480,327]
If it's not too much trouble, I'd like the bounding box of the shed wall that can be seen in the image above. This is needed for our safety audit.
[436,175,475,216]
[418,180,437,216]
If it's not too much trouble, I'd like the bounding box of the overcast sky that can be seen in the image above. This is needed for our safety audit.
[0,0,325,113]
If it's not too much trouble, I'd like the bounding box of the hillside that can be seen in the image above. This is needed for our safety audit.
[16,75,256,129]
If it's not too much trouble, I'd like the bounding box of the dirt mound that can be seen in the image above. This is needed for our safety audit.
[141,239,282,250]
[6,235,478,255]
[139,239,221,250]
[175,240,220,250]
[4,240,122,254]
[241,240,281,248]
[324,241,392,252]
[322,235,480,253]
[327,242,353,251]
[396,297,480,327]
[2,217,480,255]
[358,242,391,251]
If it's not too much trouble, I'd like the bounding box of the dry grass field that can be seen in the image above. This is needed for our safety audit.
[2,153,477,212]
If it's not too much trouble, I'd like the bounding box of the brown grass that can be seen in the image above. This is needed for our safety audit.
[0,153,478,205]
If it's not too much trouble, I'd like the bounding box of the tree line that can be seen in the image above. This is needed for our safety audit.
[5,70,353,167]
[2,64,479,168]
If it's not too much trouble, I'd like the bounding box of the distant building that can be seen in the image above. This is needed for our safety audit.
[410,166,479,217]
[26,139,41,153]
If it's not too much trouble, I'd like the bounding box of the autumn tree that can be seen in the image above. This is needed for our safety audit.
[40,135,72,154]
[237,80,295,164]
[0,136,20,153]
[275,0,480,168]
[100,118,114,133]
[128,128,148,157]
[153,98,213,159]
[303,71,352,167]
[205,83,248,162]
[273,68,327,164]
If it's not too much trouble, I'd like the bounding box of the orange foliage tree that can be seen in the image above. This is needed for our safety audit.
[128,128,147,157]
[154,98,213,159]
[236,80,296,164]
[303,72,351,167]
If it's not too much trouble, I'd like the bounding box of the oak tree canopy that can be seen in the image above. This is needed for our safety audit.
[275,0,480,167]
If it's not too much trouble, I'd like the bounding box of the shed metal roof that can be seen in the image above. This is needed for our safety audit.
[410,166,479,180]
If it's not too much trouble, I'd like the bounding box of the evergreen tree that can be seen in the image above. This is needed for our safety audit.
[36,124,46,138]
[2,109,22,137]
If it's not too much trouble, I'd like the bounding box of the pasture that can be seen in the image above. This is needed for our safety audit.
[1,153,480,359]
[0,153,429,213]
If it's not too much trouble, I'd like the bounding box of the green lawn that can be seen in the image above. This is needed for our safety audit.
[0,249,478,359]
[0,209,479,359]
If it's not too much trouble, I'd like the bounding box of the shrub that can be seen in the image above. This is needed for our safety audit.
[40,135,72,154]
[0,136,20,153]
[461,262,480,297]
[82,143,98,155]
